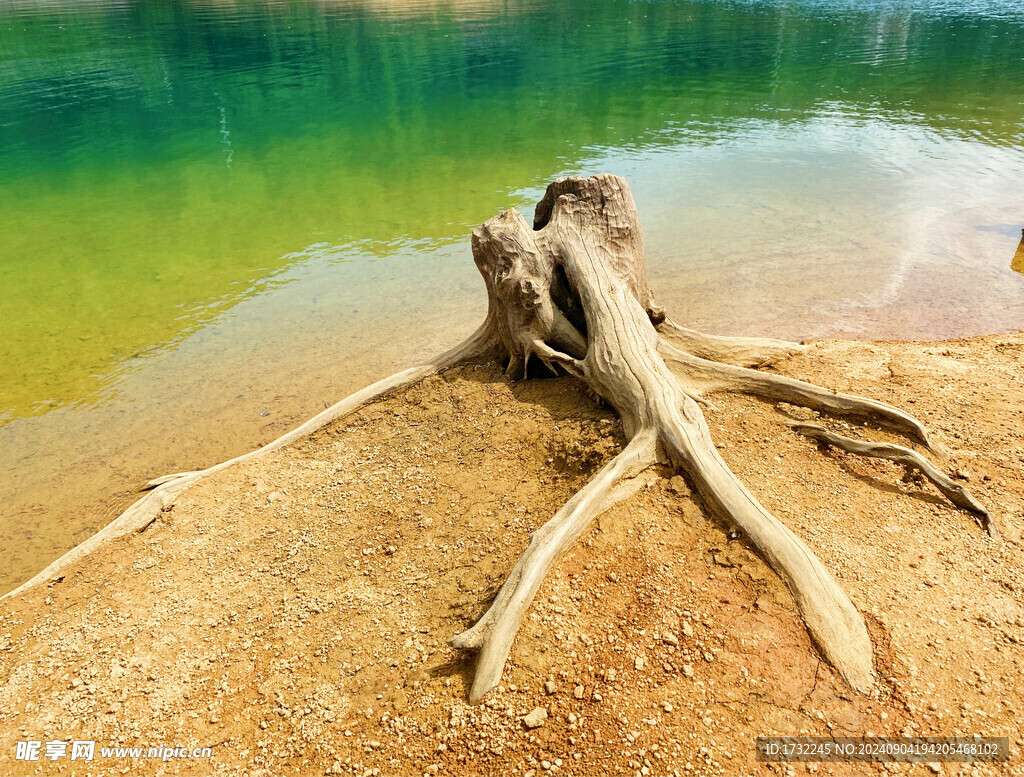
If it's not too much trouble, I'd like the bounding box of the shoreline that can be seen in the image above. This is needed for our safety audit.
[3,321,1022,599]
[6,326,1023,600]
[1,330,1022,775]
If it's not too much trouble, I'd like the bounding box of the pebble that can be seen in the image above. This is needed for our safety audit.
[574,685,585,699]
[635,657,645,670]
[544,681,558,695]
[523,707,548,729]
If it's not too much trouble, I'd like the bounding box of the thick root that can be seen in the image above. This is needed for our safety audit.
[659,318,807,367]
[658,340,933,450]
[662,400,876,692]
[450,431,658,703]
[791,423,998,539]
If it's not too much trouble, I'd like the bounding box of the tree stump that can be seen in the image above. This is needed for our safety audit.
[5,174,995,706]
[452,174,993,701]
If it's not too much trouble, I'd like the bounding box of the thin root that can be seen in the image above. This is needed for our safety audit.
[144,471,201,490]
[790,423,998,539]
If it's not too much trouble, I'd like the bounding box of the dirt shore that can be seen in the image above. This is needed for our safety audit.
[1,332,1022,777]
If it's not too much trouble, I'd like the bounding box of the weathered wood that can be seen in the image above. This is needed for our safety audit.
[6,174,994,708]
[791,423,996,537]
[456,175,888,698]
[1,329,495,603]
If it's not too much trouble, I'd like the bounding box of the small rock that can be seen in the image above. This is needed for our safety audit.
[662,701,673,712]
[523,707,548,729]
[662,633,679,646]
[682,622,695,638]
[574,685,585,699]
[682,664,694,678]
[544,681,558,695]
[635,657,645,670]
[267,491,283,503]
[605,669,617,683]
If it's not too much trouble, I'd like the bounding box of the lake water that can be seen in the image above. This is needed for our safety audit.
[1,0,1023,593]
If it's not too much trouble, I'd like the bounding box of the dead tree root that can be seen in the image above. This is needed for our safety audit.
[790,423,997,538]
[450,174,992,700]
[6,175,996,705]
[450,431,659,702]
[1,327,495,602]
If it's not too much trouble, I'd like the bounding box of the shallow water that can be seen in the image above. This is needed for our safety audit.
[1,0,1023,592]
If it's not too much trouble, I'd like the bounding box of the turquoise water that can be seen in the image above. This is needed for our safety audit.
[1,0,1023,592]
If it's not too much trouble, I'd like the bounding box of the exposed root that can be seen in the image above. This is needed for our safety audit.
[790,423,998,539]
[660,398,875,692]
[466,175,882,696]
[2,326,497,602]
[3,472,203,603]
[144,471,202,489]
[659,318,807,367]
[658,340,933,450]
[450,431,658,703]
[13,174,995,709]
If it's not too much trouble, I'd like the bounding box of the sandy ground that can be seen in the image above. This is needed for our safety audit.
[1,332,1022,777]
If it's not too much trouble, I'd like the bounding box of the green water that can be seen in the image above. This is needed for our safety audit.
[1,0,1023,591]
[3,0,1024,420]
